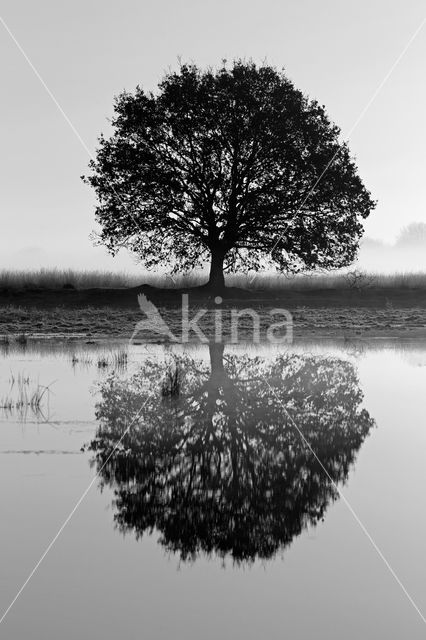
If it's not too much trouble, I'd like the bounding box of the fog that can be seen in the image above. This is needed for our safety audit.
[2,224,426,277]
[356,223,426,273]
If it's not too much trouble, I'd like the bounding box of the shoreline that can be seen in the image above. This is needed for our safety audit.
[3,283,426,309]
[2,285,426,343]
[2,325,426,343]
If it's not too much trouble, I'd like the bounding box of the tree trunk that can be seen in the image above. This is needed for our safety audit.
[208,247,225,290]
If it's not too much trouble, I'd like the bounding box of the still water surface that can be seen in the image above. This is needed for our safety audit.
[0,339,426,639]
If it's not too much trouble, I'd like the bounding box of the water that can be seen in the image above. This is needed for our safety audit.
[1,338,426,638]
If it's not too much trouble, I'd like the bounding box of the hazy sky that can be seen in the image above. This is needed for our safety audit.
[0,0,425,271]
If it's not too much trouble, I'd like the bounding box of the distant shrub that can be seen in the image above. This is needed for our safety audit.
[396,223,426,248]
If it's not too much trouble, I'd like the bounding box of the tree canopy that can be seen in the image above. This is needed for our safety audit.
[84,61,376,288]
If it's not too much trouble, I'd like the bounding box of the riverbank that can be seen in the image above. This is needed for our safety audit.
[2,291,426,341]
[3,283,426,309]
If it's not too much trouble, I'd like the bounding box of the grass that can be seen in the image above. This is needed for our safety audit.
[0,374,53,421]
[69,349,128,371]
[1,304,426,339]
[0,268,139,290]
[70,352,93,368]
[0,306,139,338]
[96,350,128,371]
[3,267,426,292]
[226,271,426,291]
[0,332,28,347]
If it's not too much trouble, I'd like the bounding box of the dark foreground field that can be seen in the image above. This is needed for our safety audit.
[2,284,426,340]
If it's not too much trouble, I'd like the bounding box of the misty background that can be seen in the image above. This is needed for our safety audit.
[1,0,425,274]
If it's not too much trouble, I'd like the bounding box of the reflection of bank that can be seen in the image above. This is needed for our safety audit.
[90,342,375,563]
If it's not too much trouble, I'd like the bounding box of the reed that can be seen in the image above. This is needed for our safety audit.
[96,350,128,371]
[0,374,52,421]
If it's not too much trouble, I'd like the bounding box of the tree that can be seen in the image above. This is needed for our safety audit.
[84,61,376,290]
[89,346,374,562]
[396,222,426,248]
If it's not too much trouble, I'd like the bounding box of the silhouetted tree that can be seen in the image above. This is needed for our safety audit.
[84,61,375,289]
[89,346,375,562]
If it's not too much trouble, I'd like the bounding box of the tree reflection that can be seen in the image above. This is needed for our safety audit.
[90,344,374,563]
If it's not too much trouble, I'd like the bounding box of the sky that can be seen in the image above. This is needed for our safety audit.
[0,0,425,272]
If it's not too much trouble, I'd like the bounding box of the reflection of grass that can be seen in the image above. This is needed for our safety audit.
[70,352,93,368]
[97,350,128,371]
[69,349,128,371]
[97,356,109,369]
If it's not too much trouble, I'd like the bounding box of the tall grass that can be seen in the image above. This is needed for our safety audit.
[70,349,128,371]
[0,374,52,421]
[2,268,426,291]
[96,350,128,371]
[0,268,140,290]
